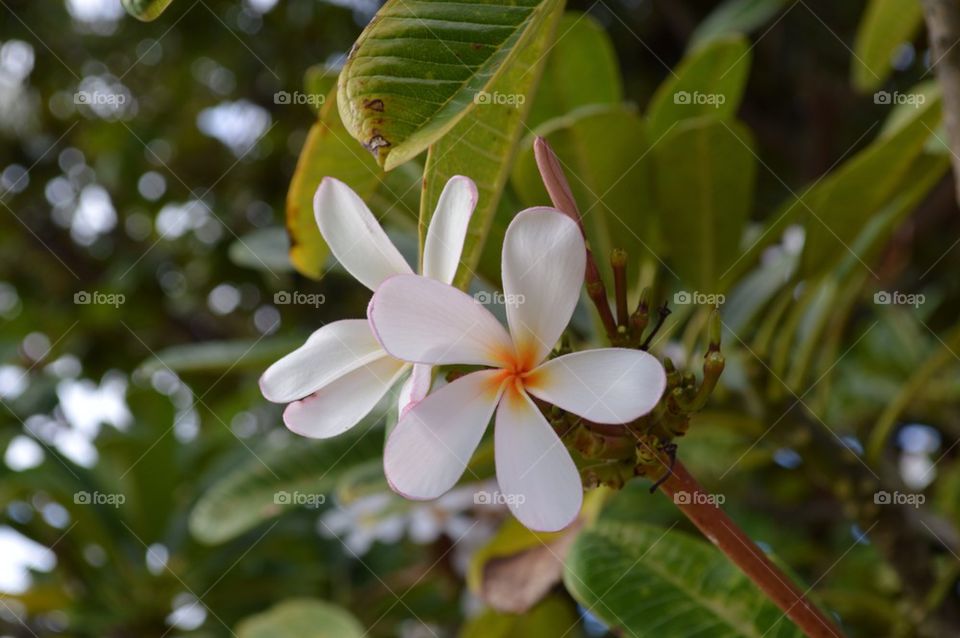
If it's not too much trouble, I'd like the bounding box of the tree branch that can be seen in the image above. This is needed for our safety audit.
[659,460,845,638]
[921,0,960,203]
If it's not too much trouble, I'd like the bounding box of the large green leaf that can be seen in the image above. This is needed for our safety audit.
[189,429,383,544]
[689,0,789,50]
[236,599,364,638]
[338,0,563,170]
[512,104,653,285]
[851,0,924,92]
[418,0,564,288]
[525,11,622,128]
[564,521,805,638]
[800,94,941,273]
[653,117,756,293]
[781,153,948,391]
[721,92,942,286]
[286,90,383,279]
[646,36,751,139]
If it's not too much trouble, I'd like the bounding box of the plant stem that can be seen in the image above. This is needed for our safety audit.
[659,460,844,638]
[534,136,619,338]
[921,0,960,205]
[611,249,629,327]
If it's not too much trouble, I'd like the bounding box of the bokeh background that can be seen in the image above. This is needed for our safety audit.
[2,0,960,636]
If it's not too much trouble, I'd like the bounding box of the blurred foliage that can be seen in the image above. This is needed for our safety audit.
[3,0,960,637]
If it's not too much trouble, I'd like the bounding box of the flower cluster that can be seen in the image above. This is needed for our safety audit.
[262,175,666,532]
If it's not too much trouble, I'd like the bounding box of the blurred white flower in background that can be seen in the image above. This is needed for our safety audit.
[320,483,502,571]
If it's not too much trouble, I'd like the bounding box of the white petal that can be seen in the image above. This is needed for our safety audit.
[314,177,412,290]
[384,370,504,500]
[501,208,585,366]
[369,274,514,367]
[283,357,408,438]
[422,176,478,284]
[494,387,582,532]
[397,363,432,418]
[260,319,385,403]
[525,349,666,424]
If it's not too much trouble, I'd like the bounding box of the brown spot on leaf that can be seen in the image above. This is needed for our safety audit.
[363,98,385,112]
[365,134,391,152]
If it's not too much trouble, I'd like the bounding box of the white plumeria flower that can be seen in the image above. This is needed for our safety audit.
[259,175,477,437]
[368,209,666,532]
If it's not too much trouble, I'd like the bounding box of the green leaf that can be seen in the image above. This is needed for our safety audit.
[459,595,582,638]
[121,0,173,21]
[564,521,805,638]
[418,0,564,288]
[337,0,563,170]
[137,337,304,376]
[303,65,338,116]
[189,429,383,544]
[800,94,941,273]
[879,80,940,138]
[689,0,789,50]
[851,0,924,92]
[781,153,948,391]
[236,599,364,638]
[512,104,653,285]
[721,92,943,285]
[229,227,294,272]
[830,152,949,280]
[723,243,797,334]
[646,36,751,140]
[652,117,756,293]
[525,11,622,128]
[287,89,383,279]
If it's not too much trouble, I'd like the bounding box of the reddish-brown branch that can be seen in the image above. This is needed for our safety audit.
[534,137,618,338]
[659,461,844,638]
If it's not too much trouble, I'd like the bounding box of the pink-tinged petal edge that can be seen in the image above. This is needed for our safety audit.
[367,274,514,368]
[397,363,432,419]
[501,208,586,366]
[494,385,582,532]
[282,357,408,439]
[384,369,505,501]
[421,176,478,285]
[525,348,666,424]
